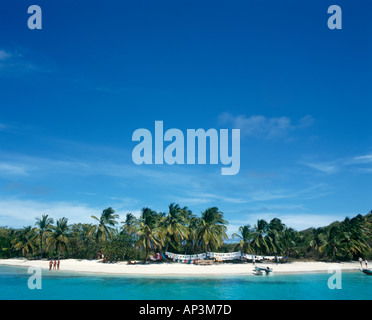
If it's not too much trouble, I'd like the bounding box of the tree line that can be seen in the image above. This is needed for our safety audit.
[0,204,371,262]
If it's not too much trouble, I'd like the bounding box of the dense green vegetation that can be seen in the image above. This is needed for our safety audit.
[0,204,371,262]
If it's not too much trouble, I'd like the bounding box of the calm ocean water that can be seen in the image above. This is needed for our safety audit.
[0,265,370,300]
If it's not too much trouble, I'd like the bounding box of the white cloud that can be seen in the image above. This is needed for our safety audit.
[0,198,136,228]
[0,162,29,176]
[244,183,332,202]
[230,212,345,232]
[246,190,290,202]
[299,161,339,174]
[173,191,249,206]
[0,50,11,61]
[352,154,372,163]
[0,48,51,74]
[300,152,372,175]
[219,113,313,139]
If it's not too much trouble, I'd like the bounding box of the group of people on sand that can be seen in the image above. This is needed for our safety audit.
[359,257,368,269]
[49,258,60,271]
[97,251,108,263]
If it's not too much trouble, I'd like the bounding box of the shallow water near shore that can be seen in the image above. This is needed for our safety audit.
[1,265,370,300]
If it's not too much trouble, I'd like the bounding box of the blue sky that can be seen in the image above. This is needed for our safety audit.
[0,0,371,235]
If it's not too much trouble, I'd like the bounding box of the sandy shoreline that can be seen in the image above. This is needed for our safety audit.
[0,259,362,276]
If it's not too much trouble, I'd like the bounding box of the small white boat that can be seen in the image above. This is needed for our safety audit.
[253,269,263,276]
[253,266,273,275]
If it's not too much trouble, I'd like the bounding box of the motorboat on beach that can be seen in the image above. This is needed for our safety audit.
[360,268,372,275]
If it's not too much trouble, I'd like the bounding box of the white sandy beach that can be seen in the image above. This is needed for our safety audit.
[0,259,362,276]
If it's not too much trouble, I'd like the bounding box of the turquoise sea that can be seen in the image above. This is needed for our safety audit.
[0,265,370,300]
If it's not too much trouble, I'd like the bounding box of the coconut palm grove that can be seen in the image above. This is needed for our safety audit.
[1,204,371,263]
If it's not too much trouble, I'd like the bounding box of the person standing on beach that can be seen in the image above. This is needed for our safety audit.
[53,259,57,270]
[365,259,368,269]
[57,259,60,270]
[253,256,256,266]
[49,259,53,271]
[359,257,363,267]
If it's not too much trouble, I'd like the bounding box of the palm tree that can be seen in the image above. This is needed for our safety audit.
[163,203,189,252]
[34,214,54,259]
[69,223,95,259]
[11,226,36,257]
[250,219,270,255]
[319,226,342,261]
[268,218,285,233]
[46,218,71,257]
[339,215,370,259]
[184,215,201,253]
[232,225,253,253]
[121,213,138,237]
[267,218,286,254]
[90,207,119,254]
[309,227,324,253]
[135,207,163,262]
[281,227,300,257]
[197,207,228,253]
